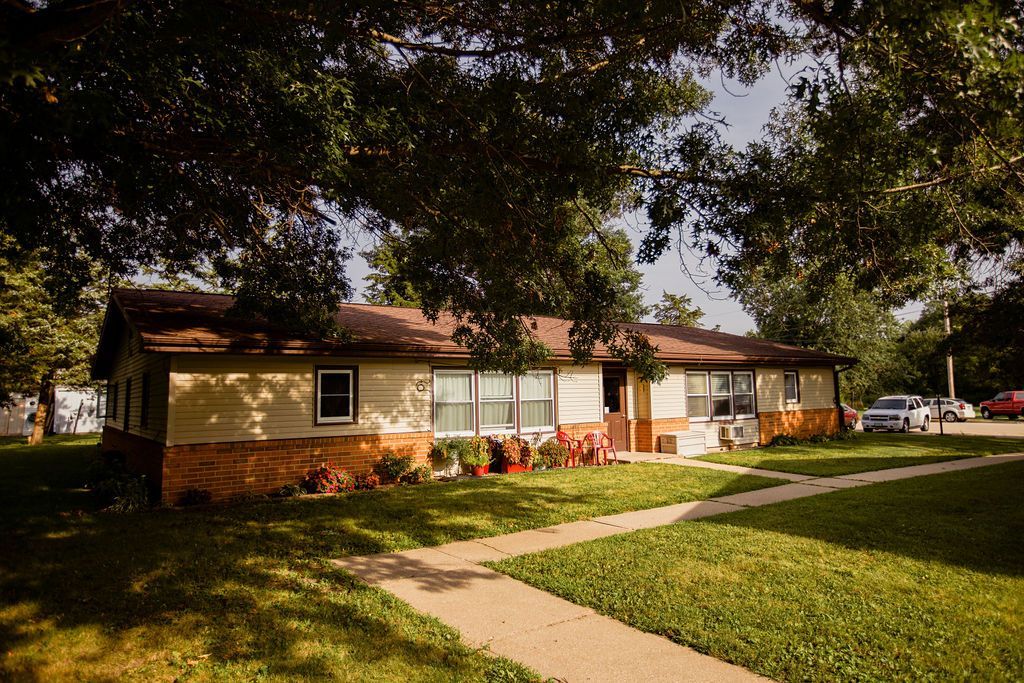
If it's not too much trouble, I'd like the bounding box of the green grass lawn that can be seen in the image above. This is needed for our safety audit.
[0,435,779,681]
[491,460,1024,681]
[695,431,1024,476]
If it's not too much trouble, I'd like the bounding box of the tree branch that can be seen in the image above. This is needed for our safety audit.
[878,154,1023,195]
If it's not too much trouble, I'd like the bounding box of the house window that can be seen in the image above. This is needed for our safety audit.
[124,377,132,428]
[733,372,755,418]
[686,372,710,420]
[315,367,357,424]
[479,372,516,432]
[710,372,733,419]
[520,370,555,431]
[784,371,800,404]
[434,369,475,436]
[108,382,118,422]
[686,370,757,420]
[139,372,150,428]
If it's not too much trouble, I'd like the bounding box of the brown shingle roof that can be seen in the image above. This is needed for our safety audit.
[92,288,855,377]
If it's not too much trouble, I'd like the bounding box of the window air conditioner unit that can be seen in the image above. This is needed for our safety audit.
[719,425,756,444]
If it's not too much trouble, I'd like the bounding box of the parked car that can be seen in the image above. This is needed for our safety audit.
[922,397,975,423]
[979,391,1024,420]
[840,403,858,429]
[861,395,930,433]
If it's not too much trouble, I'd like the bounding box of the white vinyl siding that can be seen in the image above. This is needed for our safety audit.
[650,369,687,420]
[170,356,431,445]
[106,327,169,443]
[756,367,835,412]
[555,363,602,424]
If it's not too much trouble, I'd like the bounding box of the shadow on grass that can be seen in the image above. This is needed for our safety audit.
[698,459,1024,577]
[0,436,769,679]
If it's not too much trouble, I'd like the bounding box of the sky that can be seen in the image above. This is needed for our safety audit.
[344,67,800,335]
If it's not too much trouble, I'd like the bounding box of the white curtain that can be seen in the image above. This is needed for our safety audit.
[521,371,552,399]
[481,401,515,428]
[686,373,708,395]
[733,373,752,395]
[435,372,472,402]
[479,373,513,399]
[435,372,473,432]
[521,400,553,429]
[436,404,473,433]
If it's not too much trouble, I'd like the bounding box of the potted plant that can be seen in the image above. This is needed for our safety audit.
[462,436,491,477]
[500,435,533,474]
[429,438,458,477]
[537,439,570,469]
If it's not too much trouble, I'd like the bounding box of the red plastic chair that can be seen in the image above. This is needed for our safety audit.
[584,431,618,465]
[555,431,583,468]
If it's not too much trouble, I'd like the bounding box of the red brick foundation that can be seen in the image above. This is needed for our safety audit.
[104,426,436,504]
[628,417,691,452]
[162,431,434,504]
[758,408,840,445]
[557,422,608,441]
[101,426,165,497]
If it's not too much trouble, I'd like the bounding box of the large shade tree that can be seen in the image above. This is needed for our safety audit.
[1,0,1021,384]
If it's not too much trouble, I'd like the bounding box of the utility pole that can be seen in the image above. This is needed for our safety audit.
[943,299,956,398]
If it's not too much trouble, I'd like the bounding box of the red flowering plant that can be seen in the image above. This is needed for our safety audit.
[301,462,355,494]
[500,436,533,467]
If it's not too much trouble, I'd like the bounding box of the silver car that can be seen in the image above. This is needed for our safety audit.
[923,397,975,422]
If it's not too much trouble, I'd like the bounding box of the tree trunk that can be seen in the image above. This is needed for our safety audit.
[27,376,54,446]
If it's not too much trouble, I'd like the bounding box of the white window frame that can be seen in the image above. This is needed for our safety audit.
[732,371,756,419]
[479,372,517,434]
[685,371,711,423]
[710,371,733,421]
[784,371,800,404]
[433,369,476,437]
[520,370,555,433]
[316,368,355,424]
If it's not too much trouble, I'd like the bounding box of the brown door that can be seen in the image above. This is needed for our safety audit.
[602,369,629,449]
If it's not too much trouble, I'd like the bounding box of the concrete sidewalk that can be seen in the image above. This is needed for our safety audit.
[335,452,1024,682]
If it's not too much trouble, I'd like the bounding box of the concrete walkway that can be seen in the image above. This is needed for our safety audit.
[335,452,1024,682]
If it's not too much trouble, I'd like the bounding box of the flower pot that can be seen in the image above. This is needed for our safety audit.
[471,465,487,477]
[501,461,533,474]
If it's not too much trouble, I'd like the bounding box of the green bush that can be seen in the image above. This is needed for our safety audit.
[536,439,569,468]
[460,436,491,469]
[400,464,433,485]
[93,473,150,512]
[86,455,151,512]
[278,483,305,497]
[430,437,478,471]
[373,451,416,483]
[180,488,212,506]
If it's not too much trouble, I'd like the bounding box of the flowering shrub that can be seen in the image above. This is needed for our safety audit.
[400,464,432,485]
[373,451,415,483]
[354,472,381,490]
[301,463,355,494]
[500,436,533,466]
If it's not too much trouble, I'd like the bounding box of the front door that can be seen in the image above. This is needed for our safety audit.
[602,369,629,450]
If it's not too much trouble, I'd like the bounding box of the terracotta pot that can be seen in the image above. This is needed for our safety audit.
[471,465,487,477]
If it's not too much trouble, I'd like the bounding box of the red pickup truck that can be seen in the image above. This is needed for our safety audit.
[979,391,1024,419]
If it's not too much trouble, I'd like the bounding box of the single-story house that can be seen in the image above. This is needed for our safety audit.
[92,289,855,503]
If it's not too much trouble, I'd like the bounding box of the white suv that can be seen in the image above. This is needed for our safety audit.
[862,395,931,433]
